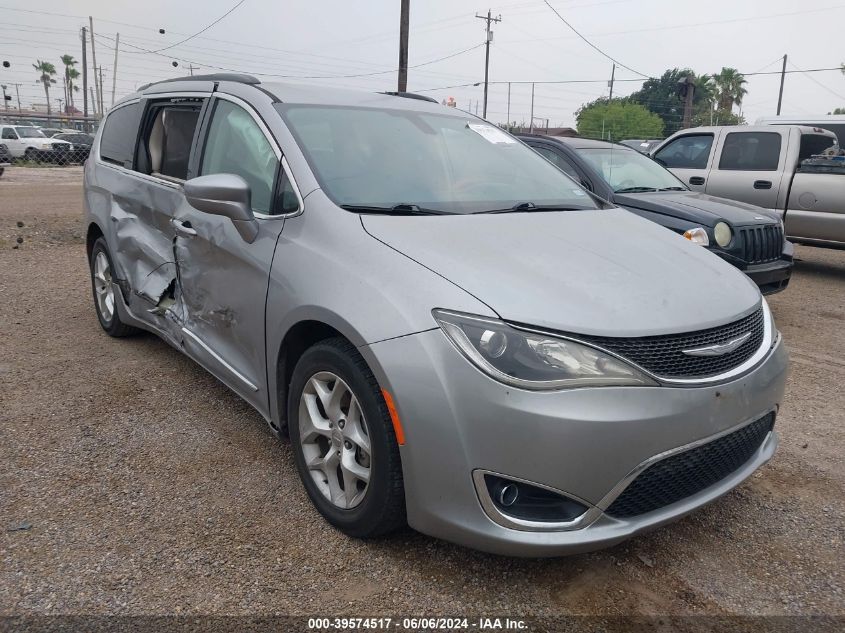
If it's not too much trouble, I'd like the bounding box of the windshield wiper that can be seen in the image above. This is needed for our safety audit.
[614,186,658,193]
[658,186,687,191]
[340,203,449,216]
[477,202,589,214]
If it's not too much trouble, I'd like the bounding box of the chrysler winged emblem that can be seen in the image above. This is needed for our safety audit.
[682,332,752,357]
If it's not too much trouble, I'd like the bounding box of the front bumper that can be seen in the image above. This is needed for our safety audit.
[744,258,793,295]
[362,328,788,557]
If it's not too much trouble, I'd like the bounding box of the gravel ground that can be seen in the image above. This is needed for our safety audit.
[1,166,843,619]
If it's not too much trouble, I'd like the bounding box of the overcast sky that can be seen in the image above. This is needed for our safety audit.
[1,0,843,130]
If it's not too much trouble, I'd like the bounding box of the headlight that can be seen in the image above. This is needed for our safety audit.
[433,310,657,390]
[714,221,732,247]
[683,227,709,246]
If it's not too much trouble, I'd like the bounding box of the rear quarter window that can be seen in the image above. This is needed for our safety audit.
[99,103,142,167]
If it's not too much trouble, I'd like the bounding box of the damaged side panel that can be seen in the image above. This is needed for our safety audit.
[86,163,188,344]
[171,200,285,414]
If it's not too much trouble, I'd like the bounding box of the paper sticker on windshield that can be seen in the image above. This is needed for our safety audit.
[467,123,516,144]
[572,189,586,196]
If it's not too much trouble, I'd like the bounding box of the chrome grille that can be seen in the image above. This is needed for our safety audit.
[740,225,783,264]
[573,307,765,379]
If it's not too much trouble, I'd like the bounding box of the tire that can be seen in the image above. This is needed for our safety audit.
[288,337,405,538]
[24,148,38,163]
[89,237,138,337]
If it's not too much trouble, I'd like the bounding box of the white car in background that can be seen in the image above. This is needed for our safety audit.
[0,125,72,162]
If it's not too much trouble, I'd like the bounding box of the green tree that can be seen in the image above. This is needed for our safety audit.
[712,67,747,114]
[628,68,711,136]
[576,99,664,141]
[831,107,845,115]
[60,54,80,110]
[33,59,57,115]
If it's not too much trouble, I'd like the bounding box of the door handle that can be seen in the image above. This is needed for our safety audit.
[689,176,705,185]
[753,180,772,190]
[171,218,197,237]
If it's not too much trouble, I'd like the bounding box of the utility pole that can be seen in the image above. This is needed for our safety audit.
[397,0,410,92]
[476,9,501,119]
[12,83,21,112]
[81,26,88,119]
[681,74,695,129]
[111,33,119,107]
[776,53,787,116]
[506,82,510,131]
[1,85,8,114]
[90,87,97,117]
[608,63,616,100]
[89,17,100,118]
[529,82,535,133]
[98,66,104,115]
[186,63,199,76]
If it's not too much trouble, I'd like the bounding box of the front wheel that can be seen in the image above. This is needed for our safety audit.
[288,338,405,538]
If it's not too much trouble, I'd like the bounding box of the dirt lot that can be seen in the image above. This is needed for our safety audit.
[1,167,843,621]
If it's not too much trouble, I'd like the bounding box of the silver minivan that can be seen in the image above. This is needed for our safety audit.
[84,74,788,556]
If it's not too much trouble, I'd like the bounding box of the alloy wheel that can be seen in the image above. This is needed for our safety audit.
[93,251,115,322]
[298,371,372,509]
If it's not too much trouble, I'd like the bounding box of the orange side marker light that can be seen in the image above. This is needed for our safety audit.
[381,388,406,446]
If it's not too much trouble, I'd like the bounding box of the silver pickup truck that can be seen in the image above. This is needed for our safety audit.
[652,125,843,249]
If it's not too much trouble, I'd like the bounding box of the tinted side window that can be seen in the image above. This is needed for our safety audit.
[718,132,781,171]
[2,128,17,140]
[654,134,713,169]
[533,145,579,178]
[100,103,142,166]
[798,134,835,161]
[200,99,279,214]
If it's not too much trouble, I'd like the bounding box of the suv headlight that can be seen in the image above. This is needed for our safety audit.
[433,310,657,390]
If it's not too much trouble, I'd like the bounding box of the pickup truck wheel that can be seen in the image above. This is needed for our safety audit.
[89,238,138,338]
[24,148,39,163]
[288,337,406,538]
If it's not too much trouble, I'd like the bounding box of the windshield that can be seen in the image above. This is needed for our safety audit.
[278,105,597,214]
[579,147,687,193]
[15,127,47,138]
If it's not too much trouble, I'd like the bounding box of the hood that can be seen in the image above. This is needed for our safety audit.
[362,208,760,337]
[614,191,779,227]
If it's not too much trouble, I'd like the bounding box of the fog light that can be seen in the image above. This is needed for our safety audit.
[484,474,588,523]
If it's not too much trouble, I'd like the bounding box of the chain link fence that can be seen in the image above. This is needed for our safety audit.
[1,112,98,169]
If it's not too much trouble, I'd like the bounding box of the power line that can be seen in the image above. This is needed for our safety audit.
[786,61,845,102]
[96,32,485,80]
[143,0,248,53]
[540,0,649,78]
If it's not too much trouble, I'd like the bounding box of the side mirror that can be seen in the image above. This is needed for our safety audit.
[183,173,259,243]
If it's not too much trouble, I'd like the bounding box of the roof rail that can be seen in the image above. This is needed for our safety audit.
[380,91,439,104]
[138,73,260,92]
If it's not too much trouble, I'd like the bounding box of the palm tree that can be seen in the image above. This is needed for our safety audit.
[33,59,57,115]
[712,67,747,114]
[60,54,79,110]
[693,74,718,124]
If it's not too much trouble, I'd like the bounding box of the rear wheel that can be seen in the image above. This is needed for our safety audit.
[288,338,405,538]
[89,237,138,337]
